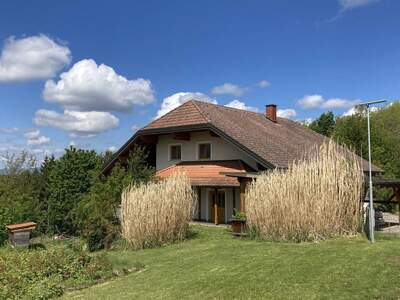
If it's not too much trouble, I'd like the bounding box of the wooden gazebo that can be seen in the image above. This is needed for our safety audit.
[365,179,400,224]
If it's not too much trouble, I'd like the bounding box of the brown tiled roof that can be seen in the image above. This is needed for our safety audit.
[141,100,380,172]
[156,160,254,186]
[144,101,209,129]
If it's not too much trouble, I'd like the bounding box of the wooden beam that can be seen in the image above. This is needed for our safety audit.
[173,132,191,140]
[138,135,158,144]
[214,188,218,225]
[198,187,201,220]
[240,179,249,213]
[232,187,236,211]
[362,200,398,204]
[209,130,219,137]
[396,187,400,225]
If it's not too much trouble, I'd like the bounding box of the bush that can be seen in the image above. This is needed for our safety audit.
[0,243,112,299]
[121,173,195,249]
[246,141,364,242]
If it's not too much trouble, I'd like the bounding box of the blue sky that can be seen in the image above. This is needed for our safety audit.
[0,0,399,163]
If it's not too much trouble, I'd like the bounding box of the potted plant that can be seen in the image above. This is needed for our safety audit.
[231,209,246,236]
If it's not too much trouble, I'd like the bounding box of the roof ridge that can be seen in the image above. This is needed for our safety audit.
[192,99,268,117]
[190,100,211,123]
[143,101,207,129]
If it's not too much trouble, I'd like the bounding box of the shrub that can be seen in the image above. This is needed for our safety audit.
[246,141,364,242]
[121,173,195,249]
[0,244,112,299]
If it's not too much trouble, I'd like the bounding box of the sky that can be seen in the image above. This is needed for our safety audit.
[0,0,399,164]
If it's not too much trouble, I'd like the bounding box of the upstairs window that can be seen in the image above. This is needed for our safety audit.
[169,144,181,160]
[198,143,211,160]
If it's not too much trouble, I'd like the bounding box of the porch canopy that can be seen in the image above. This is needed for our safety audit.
[156,160,254,187]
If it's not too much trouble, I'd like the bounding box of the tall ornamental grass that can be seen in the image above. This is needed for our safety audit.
[121,173,195,249]
[246,141,364,242]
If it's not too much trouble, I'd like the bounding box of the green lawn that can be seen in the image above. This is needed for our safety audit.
[66,226,400,299]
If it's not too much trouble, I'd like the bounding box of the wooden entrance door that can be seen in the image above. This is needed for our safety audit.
[209,189,225,224]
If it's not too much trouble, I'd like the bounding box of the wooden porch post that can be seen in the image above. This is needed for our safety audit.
[396,187,400,225]
[198,187,201,221]
[239,178,249,213]
[214,187,218,225]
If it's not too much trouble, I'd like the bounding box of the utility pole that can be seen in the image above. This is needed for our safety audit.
[357,100,386,243]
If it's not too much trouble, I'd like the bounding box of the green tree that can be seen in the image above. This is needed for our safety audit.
[333,107,367,158]
[47,147,99,234]
[0,152,42,244]
[333,103,400,179]
[308,111,336,137]
[37,156,56,233]
[75,146,154,251]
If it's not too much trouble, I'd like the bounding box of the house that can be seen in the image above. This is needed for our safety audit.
[102,100,380,224]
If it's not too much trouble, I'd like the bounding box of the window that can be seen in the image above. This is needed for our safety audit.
[198,143,211,160]
[169,144,181,160]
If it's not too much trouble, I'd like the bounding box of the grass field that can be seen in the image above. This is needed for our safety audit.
[66,226,400,300]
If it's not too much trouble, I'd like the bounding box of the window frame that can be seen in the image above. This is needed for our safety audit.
[168,143,182,161]
[197,141,212,160]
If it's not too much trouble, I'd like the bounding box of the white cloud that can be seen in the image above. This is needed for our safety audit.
[27,135,50,146]
[34,109,119,137]
[277,108,297,119]
[342,104,381,116]
[156,92,216,119]
[24,129,50,146]
[342,107,357,116]
[0,127,50,147]
[0,34,71,82]
[321,98,360,109]
[302,118,314,125]
[298,94,361,110]
[43,59,155,112]
[258,80,271,88]
[108,146,117,152]
[339,0,379,12]
[131,124,140,132]
[298,95,325,109]
[24,129,40,140]
[211,83,247,97]
[0,127,20,134]
[225,100,258,112]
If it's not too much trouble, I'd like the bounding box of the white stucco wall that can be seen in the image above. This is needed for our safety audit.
[156,131,258,171]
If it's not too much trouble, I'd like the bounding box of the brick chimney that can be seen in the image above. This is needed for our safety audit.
[265,104,277,122]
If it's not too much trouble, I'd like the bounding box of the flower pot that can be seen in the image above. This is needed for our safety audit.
[231,219,246,236]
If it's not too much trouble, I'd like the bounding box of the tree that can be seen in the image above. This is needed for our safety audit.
[0,152,42,244]
[37,156,56,233]
[47,147,99,234]
[75,146,155,251]
[308,112,336,137]
[333,107,367,158]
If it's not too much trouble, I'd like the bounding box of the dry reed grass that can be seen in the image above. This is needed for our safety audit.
[246,141,364,242]
[121,173,195,249]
